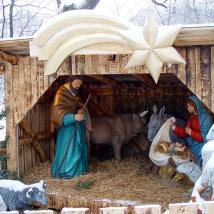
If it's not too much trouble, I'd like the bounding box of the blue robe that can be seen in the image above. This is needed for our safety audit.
[173,96,212,165]
[51,113,88,178]
[186,96,212,165]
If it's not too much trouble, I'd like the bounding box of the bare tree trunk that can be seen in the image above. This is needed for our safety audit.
[167,0,172,24]
[9,0,15,37]
[56,0,61,13]
[192,0,195,7]
[1,0,6,38]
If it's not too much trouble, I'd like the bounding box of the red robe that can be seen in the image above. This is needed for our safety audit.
[174,115,203,142]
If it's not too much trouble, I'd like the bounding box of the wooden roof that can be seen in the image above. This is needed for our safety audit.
[0,25,214,56]
[0,37,32,56]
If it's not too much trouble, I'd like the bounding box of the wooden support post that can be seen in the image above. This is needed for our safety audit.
[134,74,156,88]
[24,211,55,214]
[176,47,187,85]
[204,201,214,214]
[100,207,127,214]
[134,205,161,214]
[169,202,198,214]
[20,118,46,161]
[61,208,89,214]
[200,46,211,107]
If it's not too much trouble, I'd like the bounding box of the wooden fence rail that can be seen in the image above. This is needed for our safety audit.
[0,202,214,214]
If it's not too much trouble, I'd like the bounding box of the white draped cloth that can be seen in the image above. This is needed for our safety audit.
[149,117,191,166]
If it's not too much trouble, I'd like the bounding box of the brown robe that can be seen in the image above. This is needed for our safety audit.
[50,82,91,133]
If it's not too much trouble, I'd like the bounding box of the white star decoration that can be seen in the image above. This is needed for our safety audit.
[31,11,186,80]
[125,16,186,83]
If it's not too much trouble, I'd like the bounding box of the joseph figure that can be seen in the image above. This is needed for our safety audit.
[50,76,91,178]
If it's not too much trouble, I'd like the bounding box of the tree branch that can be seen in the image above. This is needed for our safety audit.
[151,0,168,9]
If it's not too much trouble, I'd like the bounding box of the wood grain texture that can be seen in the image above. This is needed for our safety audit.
[134,205,161,214]
[5,45,214,173]
[169,202,198,214]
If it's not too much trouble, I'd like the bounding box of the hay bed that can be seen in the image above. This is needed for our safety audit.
[22,158,192,213]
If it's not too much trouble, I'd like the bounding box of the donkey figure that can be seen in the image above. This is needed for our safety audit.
[147,105,185,142]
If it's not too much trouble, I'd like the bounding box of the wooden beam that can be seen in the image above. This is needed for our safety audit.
[19,118,46,161]
[88,88,114,96]
[134,74,156,88]
[0,37,32,56]
[174,26,214,46]
[0,50,17,64]
[19,132,53,145]
[90,75,117,87]
[0,26,214,56]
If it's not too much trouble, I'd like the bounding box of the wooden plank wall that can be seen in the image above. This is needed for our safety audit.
[5,45,214,174]
[17,75,192,174]
[87,78,190,119]
[73,46,214,113]
[5,57,71,173]
[18,80,67,174]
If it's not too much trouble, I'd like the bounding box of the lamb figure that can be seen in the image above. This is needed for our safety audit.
[0,179,48,211]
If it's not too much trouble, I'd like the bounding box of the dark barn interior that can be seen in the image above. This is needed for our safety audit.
[18,73,204,175]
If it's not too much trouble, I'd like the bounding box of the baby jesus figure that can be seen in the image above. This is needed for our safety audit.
[157,141,195,161]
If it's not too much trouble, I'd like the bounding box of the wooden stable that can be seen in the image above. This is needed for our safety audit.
[0,25,214,177]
